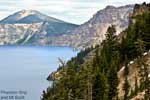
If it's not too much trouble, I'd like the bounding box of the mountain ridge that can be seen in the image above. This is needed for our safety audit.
[0,10,79,45]
[0,10,67,24]
[0,4,134,48]
[48,4,134,48]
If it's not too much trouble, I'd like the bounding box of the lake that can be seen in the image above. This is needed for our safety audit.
[0,46,78,100]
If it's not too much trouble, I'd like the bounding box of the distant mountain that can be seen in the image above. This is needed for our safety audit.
[0,10,65,24]
[0,10,78,45]
[49,5,134,48]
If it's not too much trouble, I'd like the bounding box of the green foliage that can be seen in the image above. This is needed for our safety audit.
[121,12,150,60]
[69,46,94,65]
[93,72,109,100]
[108,63,119,100]
[123,55,130,100]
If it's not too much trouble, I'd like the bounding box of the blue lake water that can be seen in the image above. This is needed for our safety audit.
[0,46,78,100]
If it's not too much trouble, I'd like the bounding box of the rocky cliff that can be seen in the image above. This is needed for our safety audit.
[49,5,134,48]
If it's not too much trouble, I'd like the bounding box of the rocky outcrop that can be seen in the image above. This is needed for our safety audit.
[118,51,150,99]
[0,23,42,45]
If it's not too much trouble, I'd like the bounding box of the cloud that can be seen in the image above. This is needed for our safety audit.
[0,0,149,24]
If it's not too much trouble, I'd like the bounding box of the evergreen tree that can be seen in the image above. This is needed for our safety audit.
[123,55,130,100]
[123,77,130,100]
[105,25,119,100]
[106,25,116,42]
[134,76,138,95]
[124,55,129,76]
[93,71,109,100]
[108,63,119,100]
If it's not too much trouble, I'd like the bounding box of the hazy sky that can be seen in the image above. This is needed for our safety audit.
[0,0,149,24]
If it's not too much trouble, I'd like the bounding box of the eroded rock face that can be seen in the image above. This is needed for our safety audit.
[0,23,42,45]
[49,5,134,48]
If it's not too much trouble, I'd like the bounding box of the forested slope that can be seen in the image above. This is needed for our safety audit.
[42,3,150,100]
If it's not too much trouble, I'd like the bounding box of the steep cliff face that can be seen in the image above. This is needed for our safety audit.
[50,5,134,48]
[117,50,150,99]
[132,3,150,17]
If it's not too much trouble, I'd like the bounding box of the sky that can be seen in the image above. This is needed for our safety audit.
[0,0,149,24]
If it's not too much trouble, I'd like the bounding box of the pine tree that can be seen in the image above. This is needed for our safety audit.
[105,25,117,63]
[134,76,138,95]
[104,25,119,100]
[124,55,129,77]
[123,55,130,100]
[106,25,116,42]
[123,77,130,100]
[93,71,109,100]
[108,63,119,100]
